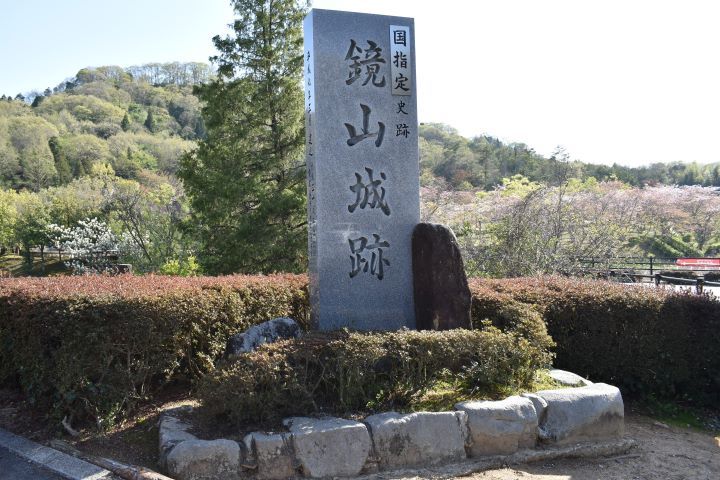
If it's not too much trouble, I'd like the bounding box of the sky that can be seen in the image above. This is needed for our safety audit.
[1,0,719,167]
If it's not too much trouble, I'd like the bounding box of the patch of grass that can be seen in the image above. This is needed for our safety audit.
[531,369,568,390]
[640,395,719,432]
[409,369,568,412]
[0,253,69,277]
[407,376,471,412]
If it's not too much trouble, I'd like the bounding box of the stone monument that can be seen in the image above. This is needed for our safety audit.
[304,9,419,330]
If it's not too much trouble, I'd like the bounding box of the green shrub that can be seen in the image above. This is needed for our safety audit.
[0,274,308,427]
[3,273,717,428]
[470,277,720,404]
[198,328,553,426]
[469,290,554,353]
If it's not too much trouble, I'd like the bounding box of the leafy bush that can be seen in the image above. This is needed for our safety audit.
[198,328,552,425]
[469,290,554,353]
[470,277,720,404]
[0,274,308,427]
[3,273,717,428]
[158,255,202,276]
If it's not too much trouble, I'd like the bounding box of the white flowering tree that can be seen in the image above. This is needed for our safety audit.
[47,218,118,274]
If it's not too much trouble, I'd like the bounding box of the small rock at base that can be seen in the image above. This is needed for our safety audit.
[166,439,241,480]
[225,317,301,357]
[243,432,296,480]
[455,396,538,456]
[158,413,197,467]
[536,383,624,445]
[283,416,371,478]
[363,411,468,469]
[412,223,472,330]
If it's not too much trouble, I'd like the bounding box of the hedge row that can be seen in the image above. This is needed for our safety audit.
[2,274,718,427]
[0,274,308,427]
[199,327,552,425]
[470,277,720,404]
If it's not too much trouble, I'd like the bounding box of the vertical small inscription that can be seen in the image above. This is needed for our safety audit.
[304,17,320,325]
[390,25,412,96]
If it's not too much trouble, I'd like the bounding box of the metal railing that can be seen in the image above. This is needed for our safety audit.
[575,257,720,293]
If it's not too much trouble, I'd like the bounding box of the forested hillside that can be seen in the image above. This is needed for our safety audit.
[0,62,718,278]
[419,123,720,189]
[0,63,212,275]
[3,68,718,194]
[0,62,210,190]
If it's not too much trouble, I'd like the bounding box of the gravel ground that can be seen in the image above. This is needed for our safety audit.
[458,415,719,480]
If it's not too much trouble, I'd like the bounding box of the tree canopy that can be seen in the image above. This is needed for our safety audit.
[179,0,307,274]
[419,123,720,190]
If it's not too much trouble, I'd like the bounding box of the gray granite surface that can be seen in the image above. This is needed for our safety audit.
[304,9,419,330]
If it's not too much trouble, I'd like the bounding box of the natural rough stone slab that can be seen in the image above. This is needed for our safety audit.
[412,223,472,330]
[166,439,240,480]
[158,413,198,466]
[549,369,593,387]
[225,317,301,357]
[363,411,468,469]
[536,383,624,445]
[284,416,372,478]
[304,9,420,331]
[455,396,538,456]
[243,432,296,480]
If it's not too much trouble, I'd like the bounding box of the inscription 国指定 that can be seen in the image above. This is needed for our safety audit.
[390,25,411,96]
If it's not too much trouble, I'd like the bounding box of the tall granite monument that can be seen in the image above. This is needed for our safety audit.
[304,9,419,330]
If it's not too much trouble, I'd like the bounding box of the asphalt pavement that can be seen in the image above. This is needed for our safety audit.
[0,445,64,479]
[0,428,112,480]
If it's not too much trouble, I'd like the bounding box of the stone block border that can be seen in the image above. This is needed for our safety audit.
[159,373,628,480]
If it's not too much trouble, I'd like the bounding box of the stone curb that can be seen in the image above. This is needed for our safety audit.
[160,377,625,480]
[0,427,112,480]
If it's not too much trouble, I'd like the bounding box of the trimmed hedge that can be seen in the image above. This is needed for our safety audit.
[198,328,552,425]
[2,273,718,427]
[0,274,308,427]
[470,277,720,404]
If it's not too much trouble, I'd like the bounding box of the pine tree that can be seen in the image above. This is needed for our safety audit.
[712,165,720,187]
[121,113,130,132]
[144,110,156,132]
[179,0,307,274]
[49,137,72,184]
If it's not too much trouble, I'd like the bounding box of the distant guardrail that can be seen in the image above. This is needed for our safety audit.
[575,257,720,293]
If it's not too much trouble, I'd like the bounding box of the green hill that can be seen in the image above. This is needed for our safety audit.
[2,67,718,193]
[0,63,210,191]
[419,123,720,190]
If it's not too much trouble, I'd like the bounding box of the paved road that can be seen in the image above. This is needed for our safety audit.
[0,445,64,480]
